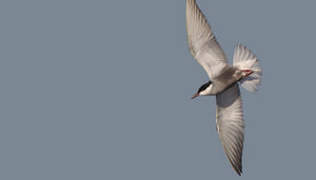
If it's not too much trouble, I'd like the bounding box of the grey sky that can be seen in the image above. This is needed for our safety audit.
[0,0,315,179]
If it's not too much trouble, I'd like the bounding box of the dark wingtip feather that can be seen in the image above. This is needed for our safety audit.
[236,169,242,176]
[227,155,242,176]
[232,163,242,176]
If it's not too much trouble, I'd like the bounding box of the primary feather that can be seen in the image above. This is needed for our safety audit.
[186,0,228,80]
[216,83,244,175]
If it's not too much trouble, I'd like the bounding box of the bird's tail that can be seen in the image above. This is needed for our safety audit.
[233,44,262,92]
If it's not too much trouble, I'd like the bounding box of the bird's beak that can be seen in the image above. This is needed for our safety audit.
[191,92,199,99]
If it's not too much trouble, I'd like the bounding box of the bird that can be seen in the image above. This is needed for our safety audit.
[185,0,262,175]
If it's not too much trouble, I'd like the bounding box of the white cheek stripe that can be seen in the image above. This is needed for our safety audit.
[200,85,213,96]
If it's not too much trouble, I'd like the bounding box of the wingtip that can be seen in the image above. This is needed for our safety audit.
[237,170,242,176]
[233,166,242,176]
[230,159,243,176]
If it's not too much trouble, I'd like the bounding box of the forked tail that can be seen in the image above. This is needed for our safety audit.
[233,44,262,92]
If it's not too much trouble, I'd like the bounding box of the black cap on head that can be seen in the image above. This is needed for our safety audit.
[198,81,212,93]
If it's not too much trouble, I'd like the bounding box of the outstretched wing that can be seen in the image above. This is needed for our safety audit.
[216,83,244,175]
[186,0,228,80]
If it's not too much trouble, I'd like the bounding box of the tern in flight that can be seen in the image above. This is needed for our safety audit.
[186,0,262,175]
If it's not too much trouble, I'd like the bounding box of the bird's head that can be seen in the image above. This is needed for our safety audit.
[191,81,213,99]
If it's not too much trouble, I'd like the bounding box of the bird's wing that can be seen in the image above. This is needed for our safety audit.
[216,83,244,175]
[186,0,228,80]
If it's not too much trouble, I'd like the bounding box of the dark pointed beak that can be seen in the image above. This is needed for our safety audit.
[191,92,199,99]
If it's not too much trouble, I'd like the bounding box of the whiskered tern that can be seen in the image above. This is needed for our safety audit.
[186,0,262,175]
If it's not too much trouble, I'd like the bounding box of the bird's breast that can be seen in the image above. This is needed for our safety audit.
[212,68,241,94]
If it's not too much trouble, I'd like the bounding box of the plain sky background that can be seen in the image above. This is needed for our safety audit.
[0,0,315,179]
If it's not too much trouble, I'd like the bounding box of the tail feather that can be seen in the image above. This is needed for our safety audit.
[233,44,262,92]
